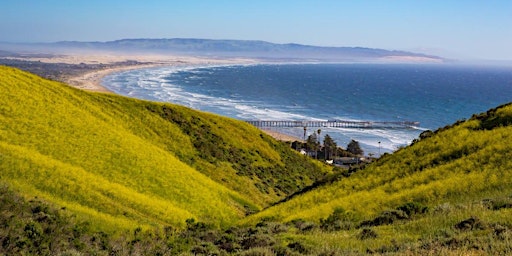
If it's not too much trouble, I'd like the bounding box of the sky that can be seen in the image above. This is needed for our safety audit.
[1,0,511,61]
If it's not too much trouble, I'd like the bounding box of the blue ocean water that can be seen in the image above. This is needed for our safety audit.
[102,63,512,155]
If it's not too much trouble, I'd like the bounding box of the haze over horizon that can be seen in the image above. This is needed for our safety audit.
[1,0,511,61]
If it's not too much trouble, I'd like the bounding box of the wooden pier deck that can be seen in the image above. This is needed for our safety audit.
[245,120,419,129]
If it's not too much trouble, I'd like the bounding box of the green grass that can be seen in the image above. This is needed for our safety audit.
[0,66,329,232]
[2,66,511,255]
[276,200,512,255]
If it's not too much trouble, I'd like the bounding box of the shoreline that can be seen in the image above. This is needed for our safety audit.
[65,58,258,93]
[64,63,166,93]
[64,63,171,93]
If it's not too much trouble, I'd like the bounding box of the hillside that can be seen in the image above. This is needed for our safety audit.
[246,103,512,221]
[0,66,329,232]
[241,103,512,254]
[1,66,511,255]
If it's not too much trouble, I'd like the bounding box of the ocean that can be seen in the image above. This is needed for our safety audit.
[102,63,512,155]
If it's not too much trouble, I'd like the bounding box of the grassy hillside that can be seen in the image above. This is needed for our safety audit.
[0,66,329,232]
[245,104,512,222]
[240,103,512,254]
[2,65,511,255]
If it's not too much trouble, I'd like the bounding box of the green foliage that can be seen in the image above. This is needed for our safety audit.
[397,201,428,216]
[473,104,512,130]
[319,207,359,231]
[144,98,329,204]
[358,202,428,228]
[357,228,378,240]
[0,184,105,255]
[306,133,320,155]
[322,134,337,160]
[346,139,363,156]
[359,210,409,227]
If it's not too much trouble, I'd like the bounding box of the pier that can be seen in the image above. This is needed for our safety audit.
[245,120,419,129]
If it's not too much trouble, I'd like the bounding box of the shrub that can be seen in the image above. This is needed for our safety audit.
[320,207,357,231]
[454,217,486,231]
[419,130,434,140]
[287,241,309,254]
[396,202,428,216]
[289,219,316,232]
[357,228,378,240]
[185,218,212,233]
[266,222,288,234]
[215,233,241,253]
[241,234,275,250]
[359,210,408,227]
[24,222,43,240]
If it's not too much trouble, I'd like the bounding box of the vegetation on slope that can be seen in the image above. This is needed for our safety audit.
[238,103,512,254]
[246,103,512,222]
[0,66,329,232]
[143,103,328,203]
[2,66,511,255]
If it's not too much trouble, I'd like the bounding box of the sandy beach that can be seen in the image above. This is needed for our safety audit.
[65,55,257,92]
[64,63,168,93]
[261,129,302,142]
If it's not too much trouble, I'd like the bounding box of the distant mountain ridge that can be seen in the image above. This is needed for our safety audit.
[49,38,443,62]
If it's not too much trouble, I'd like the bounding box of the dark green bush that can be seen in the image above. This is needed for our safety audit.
[396,202,428,216]
[454,217,486,231]
[287,241,309,254]
[289,219,316,232]
[215,233,241,253]
[320,207,357,231]
[357,228,378,240]
[241,234,276,250]
[359,210,408,227]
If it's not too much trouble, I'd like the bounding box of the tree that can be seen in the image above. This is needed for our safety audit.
[347,140,363,156]
[323,134,337,160]
[317,129,322,158]
[306,133,320,158]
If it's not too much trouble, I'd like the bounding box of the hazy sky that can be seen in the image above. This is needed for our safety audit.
[1,0,511,60]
